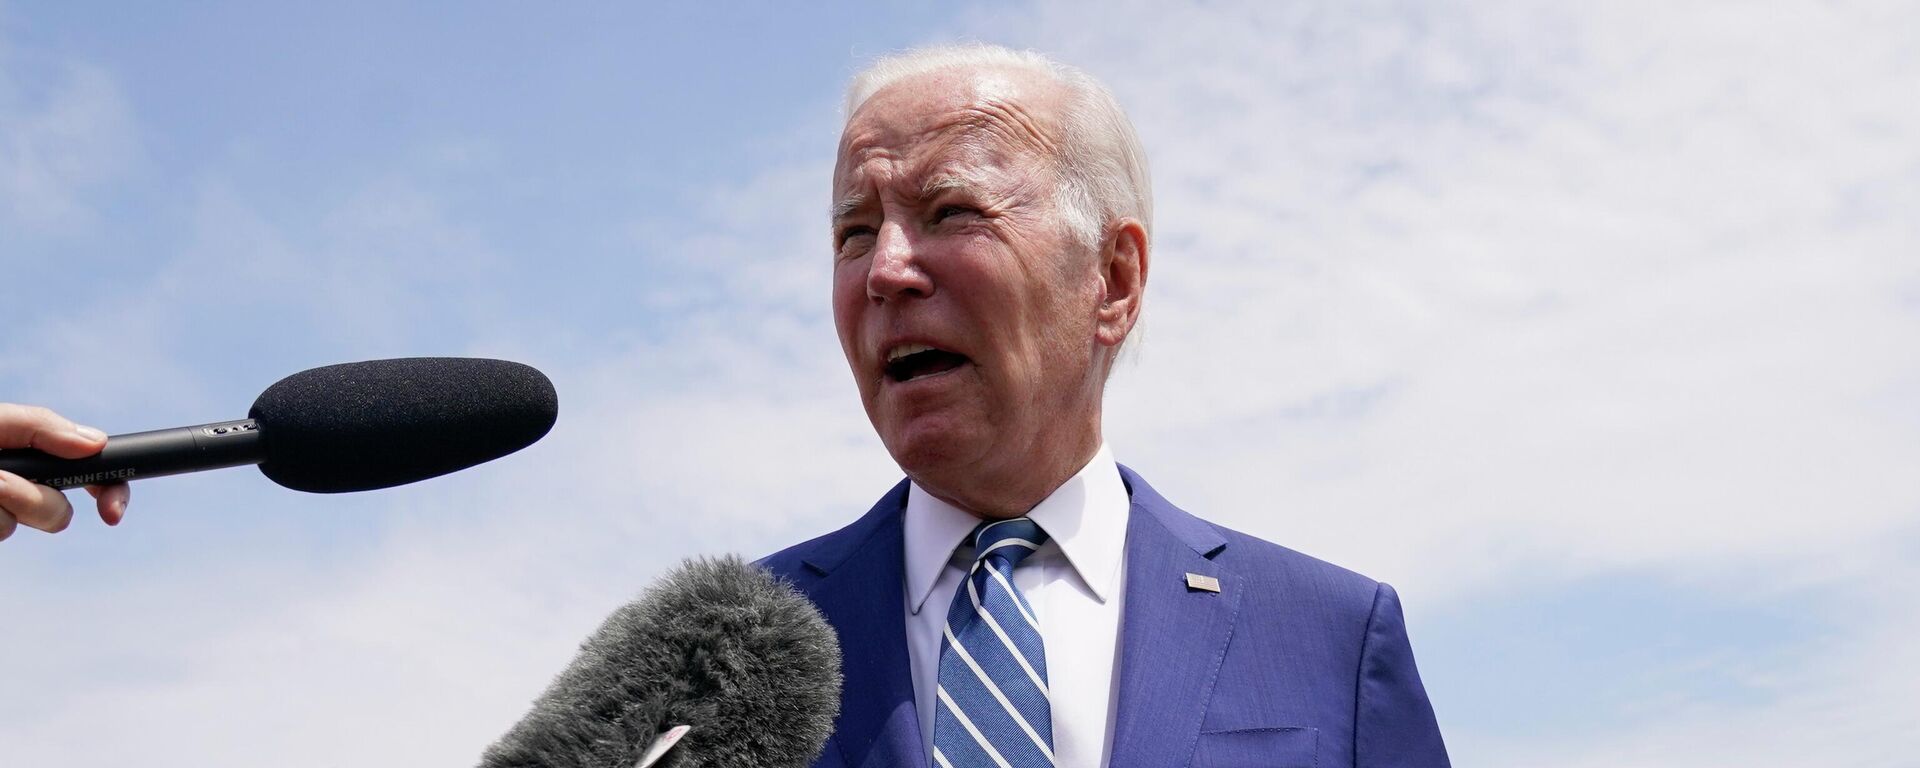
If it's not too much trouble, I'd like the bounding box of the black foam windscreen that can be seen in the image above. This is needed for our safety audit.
[249,357,557,493]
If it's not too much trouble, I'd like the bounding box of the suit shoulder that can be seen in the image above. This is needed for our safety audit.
[1121,465,1384,612]
[755,478,911,587]
[755,525,845,582]
[1204,517,1384,609]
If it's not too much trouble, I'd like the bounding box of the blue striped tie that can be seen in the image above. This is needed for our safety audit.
[931,517,1054,768]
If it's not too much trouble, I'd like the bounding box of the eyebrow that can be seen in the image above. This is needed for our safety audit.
[830,172,988,224]
[919,174,977,200]
[830,192,868,223]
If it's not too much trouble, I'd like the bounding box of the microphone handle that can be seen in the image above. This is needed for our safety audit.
[0,419,265,489]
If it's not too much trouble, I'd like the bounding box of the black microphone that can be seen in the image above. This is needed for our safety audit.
[0,357,557,493]
[481,556,842,768]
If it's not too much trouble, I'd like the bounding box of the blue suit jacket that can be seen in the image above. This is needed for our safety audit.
[759,465,1450,768]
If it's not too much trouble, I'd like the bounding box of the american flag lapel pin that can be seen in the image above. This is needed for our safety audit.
[1184,572,1221,593]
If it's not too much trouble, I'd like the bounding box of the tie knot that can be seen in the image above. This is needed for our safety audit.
[969,517,1048,569]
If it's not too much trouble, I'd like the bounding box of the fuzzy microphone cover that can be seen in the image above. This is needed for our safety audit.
[479,556,841,768]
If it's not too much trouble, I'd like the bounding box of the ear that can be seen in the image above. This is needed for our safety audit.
[1093,217,1149,349]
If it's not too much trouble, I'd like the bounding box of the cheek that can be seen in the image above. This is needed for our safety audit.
[831,262,866,317]
[1021,273,1102,366]
[830,269,867,360]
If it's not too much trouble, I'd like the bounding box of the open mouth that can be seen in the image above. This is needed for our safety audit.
[884,343,971,383]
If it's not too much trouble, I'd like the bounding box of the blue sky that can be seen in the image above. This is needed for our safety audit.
[5,2,1918,766]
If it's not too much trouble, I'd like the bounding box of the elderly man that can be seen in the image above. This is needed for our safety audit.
[759,45,1449,768]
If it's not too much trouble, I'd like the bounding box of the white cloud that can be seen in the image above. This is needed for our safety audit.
[1,161,535,421]
[0,50,136,229]
[1501,560,1920,768]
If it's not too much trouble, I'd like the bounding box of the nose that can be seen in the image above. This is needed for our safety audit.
[866,220,934,303]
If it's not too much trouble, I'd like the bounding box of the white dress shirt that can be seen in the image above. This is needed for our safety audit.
[903,443,1131,768]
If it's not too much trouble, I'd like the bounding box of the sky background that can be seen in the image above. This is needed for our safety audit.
[3,1,1917,765]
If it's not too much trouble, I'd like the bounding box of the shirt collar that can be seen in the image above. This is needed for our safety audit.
[903,443,1130,615]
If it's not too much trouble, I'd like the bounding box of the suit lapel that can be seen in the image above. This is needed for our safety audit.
[802,482,929,768]
[1108,466,1242,768]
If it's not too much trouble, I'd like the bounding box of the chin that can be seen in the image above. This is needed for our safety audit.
[880,418,985,481]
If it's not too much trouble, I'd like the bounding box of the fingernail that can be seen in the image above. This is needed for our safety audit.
[75,425,107,441]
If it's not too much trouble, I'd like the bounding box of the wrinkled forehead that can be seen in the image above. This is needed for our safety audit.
[833,67,1068,195]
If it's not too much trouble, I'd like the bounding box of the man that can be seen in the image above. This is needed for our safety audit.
[759,44,1449,768]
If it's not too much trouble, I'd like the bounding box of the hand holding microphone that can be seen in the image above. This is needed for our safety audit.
[0,404,129,541]
[0,357,558,543]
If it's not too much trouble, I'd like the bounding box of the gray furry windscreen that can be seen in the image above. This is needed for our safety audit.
[479,556,841,768]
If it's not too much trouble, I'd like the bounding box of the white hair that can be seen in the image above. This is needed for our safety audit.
[844,43,1152,250]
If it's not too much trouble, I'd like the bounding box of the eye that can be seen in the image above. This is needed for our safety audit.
[932,204,975,223]
[835,225,875,249]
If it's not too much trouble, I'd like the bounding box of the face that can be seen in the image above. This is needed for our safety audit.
[831,67,1116,514]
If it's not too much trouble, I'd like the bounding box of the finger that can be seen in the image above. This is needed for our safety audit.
[87,482,130,525]
[0,508,15,542]
[0,470,75,534]
[0,403,108,459]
